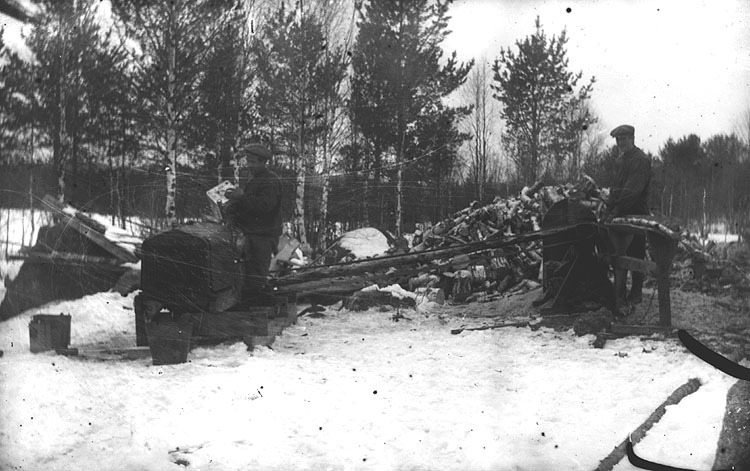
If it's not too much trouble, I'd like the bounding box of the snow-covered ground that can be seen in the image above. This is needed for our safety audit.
[0,290,737,471]
[0,210,744,469]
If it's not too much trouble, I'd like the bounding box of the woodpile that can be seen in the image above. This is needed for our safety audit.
[277,176,608,302]
[404,176,605,300]
[672,232,750,295]
[412,175,604,252]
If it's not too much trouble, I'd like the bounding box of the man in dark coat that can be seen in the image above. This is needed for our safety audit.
[224,143,282,305]
[607,124,652,304]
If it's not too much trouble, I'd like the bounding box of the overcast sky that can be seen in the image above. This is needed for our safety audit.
[2,0,749,156]
[443,0,750,155]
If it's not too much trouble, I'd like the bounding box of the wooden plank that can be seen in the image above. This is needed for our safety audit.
[609,324,675,336]
[63,346,153,360]
[8,251,122,265]
[190,309,270,340]
[41,195,138,263]
[610,255,657,275]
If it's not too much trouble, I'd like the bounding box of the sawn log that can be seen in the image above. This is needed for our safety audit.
[276,223,596,288]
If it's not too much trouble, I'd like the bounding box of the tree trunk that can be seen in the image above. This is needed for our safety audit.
[29,172,35,247]
[165,1,179,227]
[295,168,307,244]
[56,33,67,206]
[294,125,308,245]
[320,127,332,249]
[362,176,369,226]
[109,138,115,226]
[396,165,403,236]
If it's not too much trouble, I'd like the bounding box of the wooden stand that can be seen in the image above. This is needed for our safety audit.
[134,292,298,350]
[603,223,678,326]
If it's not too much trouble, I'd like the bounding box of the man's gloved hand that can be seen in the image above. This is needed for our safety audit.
[225,187,244,200]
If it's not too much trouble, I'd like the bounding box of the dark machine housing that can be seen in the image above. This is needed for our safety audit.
[135,222,244,345]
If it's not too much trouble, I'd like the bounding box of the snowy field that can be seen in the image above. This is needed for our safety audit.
[0,289,738,471]
[0,209,744,470]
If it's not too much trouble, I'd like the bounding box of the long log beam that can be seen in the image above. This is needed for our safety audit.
[276,223,595,286]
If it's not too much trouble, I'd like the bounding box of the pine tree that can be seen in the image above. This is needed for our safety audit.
[492,16,595,185]
[187,2,255,180]
[111,0,224,227]
[350,0,471,234]
[3,0,119,200]
[252,2,348,245]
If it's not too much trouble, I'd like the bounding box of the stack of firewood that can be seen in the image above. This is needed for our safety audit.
[671,230,750,294]
[411,175,605,252]
[278,176,612,302]
[401,176,607,300]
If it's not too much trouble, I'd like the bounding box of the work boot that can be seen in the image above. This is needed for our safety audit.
[627,273,644,304]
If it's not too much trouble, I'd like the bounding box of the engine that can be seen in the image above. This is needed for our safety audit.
[139,221,243,315]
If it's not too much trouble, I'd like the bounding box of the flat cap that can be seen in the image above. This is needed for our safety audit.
[610,124,635,137]
[238,143,272,161]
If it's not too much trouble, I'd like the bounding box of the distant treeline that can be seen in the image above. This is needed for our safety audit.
[583,133,750,236]
[0,161,515,245]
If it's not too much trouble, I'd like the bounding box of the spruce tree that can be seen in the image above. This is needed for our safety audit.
[350,0,471,234]
[492,16,595,185]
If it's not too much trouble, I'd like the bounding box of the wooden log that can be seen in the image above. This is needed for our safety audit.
[595,378,702,471]
[281,276,372,295]
[8,251,122,265]
[277,223,597,286]
[451,320,529,334]
[609,324,675,337]
[75,346,152,360]
[609,255,658,275]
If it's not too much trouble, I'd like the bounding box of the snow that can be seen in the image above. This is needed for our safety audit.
[0,290,736,471]
[338,227,390,259]
[0,211,741,470]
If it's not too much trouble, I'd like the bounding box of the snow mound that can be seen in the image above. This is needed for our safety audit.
[338,227,390,259]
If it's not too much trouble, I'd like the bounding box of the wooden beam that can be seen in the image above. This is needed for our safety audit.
[595,378,702,471]
[190,309,270,340]
[609,324,675,336]
[8,251,123,265]
[277,223,595,285]
[609,255,657,275]
[41,195,138,263]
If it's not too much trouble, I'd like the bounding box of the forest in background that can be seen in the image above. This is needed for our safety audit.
[1,0,749,251]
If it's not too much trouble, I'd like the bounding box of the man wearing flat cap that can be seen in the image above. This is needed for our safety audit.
[607,124,652,305]
[224,143,282,305]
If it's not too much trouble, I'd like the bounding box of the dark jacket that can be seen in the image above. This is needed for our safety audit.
[609,146,651,217]
[226,167,282,237]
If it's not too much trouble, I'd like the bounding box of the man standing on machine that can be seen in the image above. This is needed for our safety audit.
[607,124,652,304]
[224,143,283,306]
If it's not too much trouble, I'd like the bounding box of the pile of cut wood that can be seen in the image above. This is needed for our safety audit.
[411,176,604,252]
[277,176,607,302]
[672,231,750,295]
